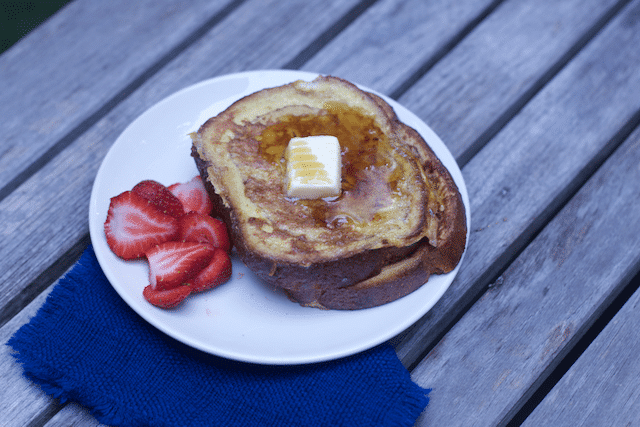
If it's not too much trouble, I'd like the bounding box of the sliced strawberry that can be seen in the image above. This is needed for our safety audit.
[104,191,179,260]
[168,175,213,215]
[143,284,191,308]
[178,212,230,252]
[145,241,214,290]
[132,179,185,218]
[190,247,232,293]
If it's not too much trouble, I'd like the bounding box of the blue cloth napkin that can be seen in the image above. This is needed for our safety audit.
[8,245,429,426]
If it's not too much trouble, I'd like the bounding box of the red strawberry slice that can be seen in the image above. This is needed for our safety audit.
[178,212,230,252]
[145,241,214,290]
[132,179,185,218]
[168,175,213,215]
[190,247,232,293]
[143,284,191,308]
[104,191,179,260]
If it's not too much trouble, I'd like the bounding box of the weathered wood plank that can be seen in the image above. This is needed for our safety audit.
[301,0,499,95]
[43,403,103,427]
[3,0,639,424]
[0,2,501,424]
[522,253,640,426]
[396,0,625,162]
[395,0,640,368]
[0,286,57,426]
[0,1,499,423]
[410,84,640,427]
[0,0,240,193]
[0,0,361,327]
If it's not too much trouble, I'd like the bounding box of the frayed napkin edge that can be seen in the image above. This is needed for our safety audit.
[6,254,137,427]
[6,246,431,427]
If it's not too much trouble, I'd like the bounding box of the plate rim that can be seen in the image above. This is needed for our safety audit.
[89,69,470,365]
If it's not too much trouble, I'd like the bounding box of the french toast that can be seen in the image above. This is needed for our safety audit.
[191,75,466,310]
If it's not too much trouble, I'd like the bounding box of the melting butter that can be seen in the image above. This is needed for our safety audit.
[285,135,341,199]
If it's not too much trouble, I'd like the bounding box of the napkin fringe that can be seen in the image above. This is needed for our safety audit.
[7,262,128,426]
[8,246,430,427]
[386,388,431,426]
[10,342,129,426]
[8,278,75,398]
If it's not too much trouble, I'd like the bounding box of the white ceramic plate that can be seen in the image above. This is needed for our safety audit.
[89,70,470,365]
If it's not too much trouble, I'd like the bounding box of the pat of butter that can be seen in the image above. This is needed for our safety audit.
[285,135,341,199]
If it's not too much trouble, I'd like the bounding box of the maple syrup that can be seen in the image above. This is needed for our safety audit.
[259,102,388,187]
[257,102,395,227]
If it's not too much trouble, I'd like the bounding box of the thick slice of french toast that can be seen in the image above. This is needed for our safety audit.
[191,75,466,309]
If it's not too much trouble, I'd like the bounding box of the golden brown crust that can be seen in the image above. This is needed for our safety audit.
[191,75,467,309]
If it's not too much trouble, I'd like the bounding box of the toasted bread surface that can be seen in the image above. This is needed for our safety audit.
[192,75,466,309]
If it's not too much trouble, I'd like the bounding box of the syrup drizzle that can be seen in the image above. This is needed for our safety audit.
[256,102,396,227]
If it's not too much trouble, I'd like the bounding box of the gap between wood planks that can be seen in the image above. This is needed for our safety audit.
[387,0,506,102]
[506,267,640,425]
[453,0,634,169]
[0,0,455,332]
[404,105,640,423]
[402,0,639,374]
[4,0,635,355]
[5,0,635,348]
[283,0,381,70]
[0,0,377,337]
[0,234,90,329]
[407,97,640,357]
[0,0,497,334]
[3,1,639,425]
[0,0,378,210]
[0,0,247,207]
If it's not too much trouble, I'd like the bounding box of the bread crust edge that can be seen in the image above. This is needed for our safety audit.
[192,141,467,310]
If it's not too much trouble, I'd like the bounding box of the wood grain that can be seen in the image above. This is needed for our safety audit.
[397,0,623,162]
[395,0,640,369]
[2,0,640,424]
[43,403,103,427]
[522,202,640,426]
[301,0,498,95]
[0,0,361,328]
[411,78,640,427]
[0,285,57,425]
[0,0,240,193]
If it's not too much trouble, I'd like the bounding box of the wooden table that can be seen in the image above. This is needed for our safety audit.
[2,0,640,425]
